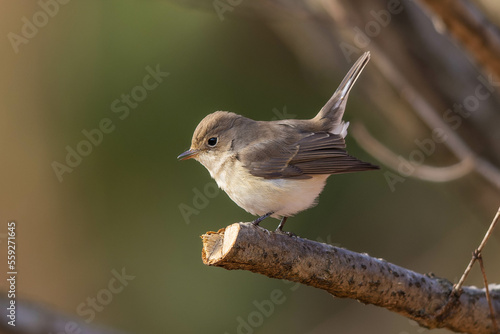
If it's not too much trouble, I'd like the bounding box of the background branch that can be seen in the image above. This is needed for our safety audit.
[228,0,500,212]
[0,297,129,334]
[202,222,500,334]
[351,122,476,182]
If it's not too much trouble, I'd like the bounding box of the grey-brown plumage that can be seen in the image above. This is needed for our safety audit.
[179,52,378,231]
[238,121,377,179]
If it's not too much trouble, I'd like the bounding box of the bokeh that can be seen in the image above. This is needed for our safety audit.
[1,1,499,333]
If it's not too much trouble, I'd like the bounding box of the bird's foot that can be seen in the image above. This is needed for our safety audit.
[275,229,297,237]
[274,217,295,236]
[275,216,288,231]
[252,212,273,226]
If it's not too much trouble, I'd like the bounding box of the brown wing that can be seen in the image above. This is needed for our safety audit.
[241,132,379,179]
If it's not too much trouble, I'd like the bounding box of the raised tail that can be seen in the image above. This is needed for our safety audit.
[313,52,371,133]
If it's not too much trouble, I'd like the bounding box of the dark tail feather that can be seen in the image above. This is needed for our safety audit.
[313,52,371,129]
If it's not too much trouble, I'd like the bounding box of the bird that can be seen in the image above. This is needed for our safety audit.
[178,52,378,232]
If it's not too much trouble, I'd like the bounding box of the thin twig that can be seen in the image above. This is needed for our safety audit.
[447,206,500,333]
[477,253,499,333]
[430,205,500,329]
[454,206,500,291]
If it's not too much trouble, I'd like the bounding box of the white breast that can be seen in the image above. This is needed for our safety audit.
[197,151,328,218]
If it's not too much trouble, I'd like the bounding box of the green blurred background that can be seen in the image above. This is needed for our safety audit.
[1,1,499,333]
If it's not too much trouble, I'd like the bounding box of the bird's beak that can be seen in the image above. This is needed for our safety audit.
[177,149,199,160]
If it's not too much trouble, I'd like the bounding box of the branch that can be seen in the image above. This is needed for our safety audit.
[351,122,475,183]
[417,0,500,80]
[201,223,500,334]
[358,44,500,190]
[0,296,129,334]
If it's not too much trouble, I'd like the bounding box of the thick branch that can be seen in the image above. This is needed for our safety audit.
[201,223,500,334]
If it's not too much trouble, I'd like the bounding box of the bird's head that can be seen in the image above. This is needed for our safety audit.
[178,111,245,171]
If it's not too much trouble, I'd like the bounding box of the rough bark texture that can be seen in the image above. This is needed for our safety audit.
[202,222,500,334]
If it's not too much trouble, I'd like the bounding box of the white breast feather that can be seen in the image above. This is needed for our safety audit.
[197,151,329,218]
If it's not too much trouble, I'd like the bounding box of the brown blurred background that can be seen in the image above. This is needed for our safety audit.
[0,0,499,333]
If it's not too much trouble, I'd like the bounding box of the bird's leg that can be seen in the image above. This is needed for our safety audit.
[276,217,288,232]
[252,212,273,226]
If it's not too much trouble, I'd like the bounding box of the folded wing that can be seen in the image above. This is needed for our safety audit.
[241,132,379,179]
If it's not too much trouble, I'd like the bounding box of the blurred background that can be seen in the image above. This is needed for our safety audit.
[1,0,500,333]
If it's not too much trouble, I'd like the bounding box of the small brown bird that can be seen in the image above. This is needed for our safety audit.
[178,52,378,231]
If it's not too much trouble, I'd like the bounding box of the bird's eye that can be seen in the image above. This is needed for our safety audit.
[207,137,218,147]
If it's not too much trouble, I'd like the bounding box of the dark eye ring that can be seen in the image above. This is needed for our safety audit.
[207,137,218,147]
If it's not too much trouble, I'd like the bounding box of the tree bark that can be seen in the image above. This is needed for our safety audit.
[201,222,500,334]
